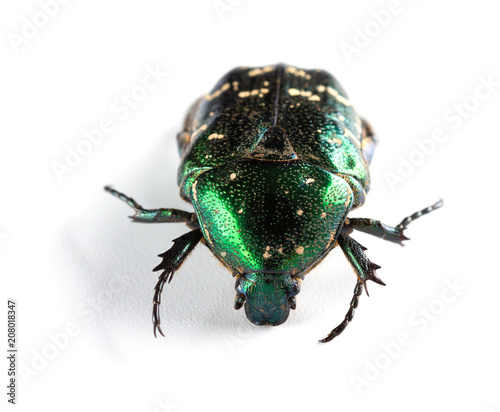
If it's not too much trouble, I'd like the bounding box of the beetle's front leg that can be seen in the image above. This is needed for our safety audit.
[337,234,384,294]
[104,186,199,229]
[346,200,443,245]
[152,229,203,337]
[320,233,384,343]
[319,280,362,343]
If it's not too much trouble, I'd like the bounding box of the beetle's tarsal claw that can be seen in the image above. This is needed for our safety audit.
[153,324,165,338]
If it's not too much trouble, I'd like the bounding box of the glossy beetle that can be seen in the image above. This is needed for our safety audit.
[105,64,442,342]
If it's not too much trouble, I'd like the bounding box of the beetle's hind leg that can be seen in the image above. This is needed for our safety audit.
[346,200,443,245]
[104,186,199,228]
[319,233,382,343]
[152,229,202,337]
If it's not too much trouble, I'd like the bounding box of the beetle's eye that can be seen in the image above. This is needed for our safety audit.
[288,296,297,310]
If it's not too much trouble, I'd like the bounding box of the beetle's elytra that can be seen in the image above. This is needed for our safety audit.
[105,64,442,342]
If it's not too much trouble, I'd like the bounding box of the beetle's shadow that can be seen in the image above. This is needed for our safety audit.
[53,130,268,356]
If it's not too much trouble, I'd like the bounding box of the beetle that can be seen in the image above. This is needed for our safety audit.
[105,64,442,342]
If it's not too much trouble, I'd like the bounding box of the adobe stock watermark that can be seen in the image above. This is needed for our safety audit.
[7,0,71,54]
[18,321,80,385]
[19,277,131,386]
[385,74,499,191]
[51,64,169,182]
[349,277,466,395]
[75,277,132,324]
[213,0,244,21]
[340,0,415,63]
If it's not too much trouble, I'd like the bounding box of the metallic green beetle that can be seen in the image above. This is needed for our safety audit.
[105,64,442,342]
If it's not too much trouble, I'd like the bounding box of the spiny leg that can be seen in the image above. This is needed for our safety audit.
[152,229,202,337]
[346,199,443,245]
[337,233,384,295]
[319,280,362,343]
[319,233,382,343]
[104,186,198,228]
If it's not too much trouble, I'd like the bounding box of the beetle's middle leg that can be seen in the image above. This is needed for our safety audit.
[319,233,382,343]
[152,229,202,337]
[104,186,199,229]
[346,200,443,245]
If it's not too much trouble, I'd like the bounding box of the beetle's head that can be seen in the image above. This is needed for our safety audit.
[234,273,301,325]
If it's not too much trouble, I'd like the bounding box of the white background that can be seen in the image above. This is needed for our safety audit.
[2,0,500,411]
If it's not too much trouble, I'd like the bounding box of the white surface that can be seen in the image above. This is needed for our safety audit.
[2,0,500,411]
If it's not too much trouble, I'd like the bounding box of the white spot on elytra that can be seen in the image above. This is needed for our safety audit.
[221,252,227,257]
[230,173,236,180]
[305,178,315,184]
[238,88,269,98]
[296,246,304,255]
[191,123,207,140]
[205,82,230,101]
[286,67,310,78]
[297,210,303,216]
[208,133,224,140]
[288,88,312,97]
[327,87,351,106]
[248,66,274,76]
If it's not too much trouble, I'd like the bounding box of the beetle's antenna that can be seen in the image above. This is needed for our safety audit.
[319,280,363,343]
